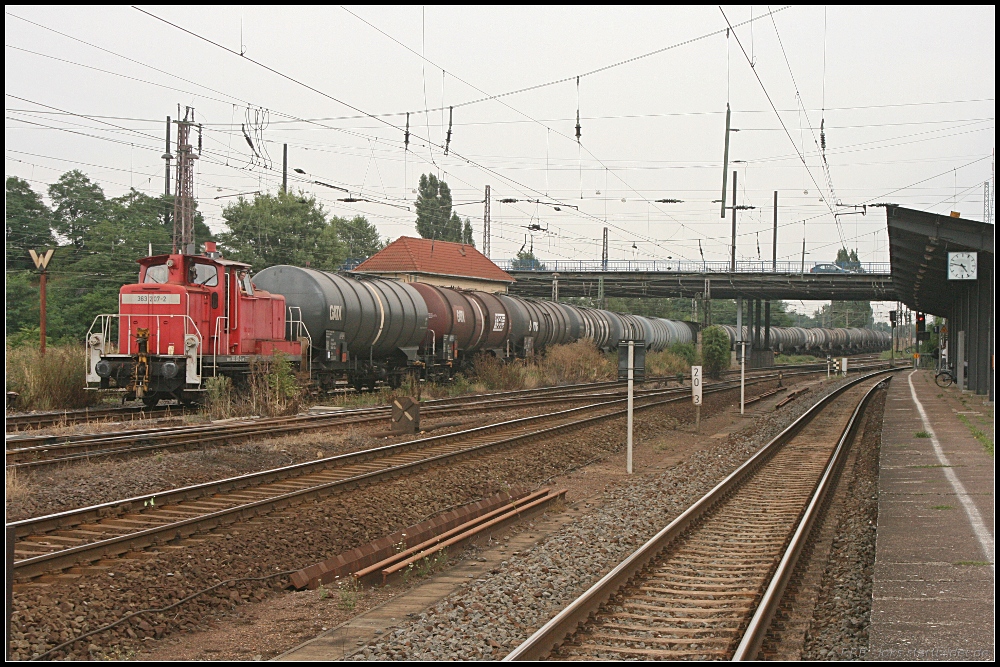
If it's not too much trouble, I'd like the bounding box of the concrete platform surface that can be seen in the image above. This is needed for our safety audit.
[868,369,994,661]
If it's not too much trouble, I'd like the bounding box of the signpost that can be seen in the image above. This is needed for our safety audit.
[692,365,703,433]
[28,249,54,355]
[740,339,746,415]
[618,341,646,475]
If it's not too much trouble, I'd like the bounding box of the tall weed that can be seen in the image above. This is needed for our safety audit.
[533,340,615,384]
[645,348,698,376]
[471,353,529,391]
[5,345,103,411]
[205,353,301,419]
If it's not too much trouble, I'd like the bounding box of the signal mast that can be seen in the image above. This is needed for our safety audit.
[171,106,201,254]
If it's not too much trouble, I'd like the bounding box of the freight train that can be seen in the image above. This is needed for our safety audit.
[85,246,889,405]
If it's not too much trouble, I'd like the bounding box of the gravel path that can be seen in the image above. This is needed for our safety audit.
[351,376,857,660]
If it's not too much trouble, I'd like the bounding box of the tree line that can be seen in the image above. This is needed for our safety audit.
[6,167,876,347]
[6,171,386,344]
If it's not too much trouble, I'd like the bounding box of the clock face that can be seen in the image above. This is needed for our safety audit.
[947,252,977,280]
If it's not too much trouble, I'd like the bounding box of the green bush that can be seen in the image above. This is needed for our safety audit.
[701,326,731,378]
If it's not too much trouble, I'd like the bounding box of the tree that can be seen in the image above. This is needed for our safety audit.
[6,176,55,270]
[414,173,464,242]
[835,247,863,272]
[218,191,345,270]
[510,249,544,270]
[333,215,385,260]
[462,218,475,247]
[48,170,108,251]
[827,247,872,327]
[70,190,173,285]
[701,325,731,378]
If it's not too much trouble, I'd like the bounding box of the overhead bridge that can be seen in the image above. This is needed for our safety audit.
[502,261,895,301]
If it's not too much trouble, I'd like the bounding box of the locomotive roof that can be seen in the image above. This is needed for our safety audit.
[137,253,252,269]
[354,236,514,283]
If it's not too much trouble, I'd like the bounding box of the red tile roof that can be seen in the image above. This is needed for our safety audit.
[354,237,514,283]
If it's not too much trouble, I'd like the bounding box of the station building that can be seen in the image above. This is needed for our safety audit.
[353,236,515,294]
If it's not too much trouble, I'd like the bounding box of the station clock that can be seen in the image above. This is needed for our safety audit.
[947,252,977,280]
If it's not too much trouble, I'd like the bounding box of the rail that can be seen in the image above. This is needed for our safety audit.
[496,259,890,274]
[7,373,809,577]
[732,376,886,659]
[504,368,897,661]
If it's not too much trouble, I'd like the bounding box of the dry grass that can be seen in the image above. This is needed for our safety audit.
[5,467,33,504]
[5,344,104,411]
[645,347,698,377]
[532,340,616,384]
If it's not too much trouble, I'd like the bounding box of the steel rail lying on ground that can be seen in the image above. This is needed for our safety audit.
[8,372,795,579]
[503,368,896,661]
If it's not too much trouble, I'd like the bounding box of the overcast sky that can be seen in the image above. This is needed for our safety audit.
[5,5,995,317]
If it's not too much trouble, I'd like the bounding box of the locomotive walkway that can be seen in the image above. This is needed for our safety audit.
[868,369,994,661]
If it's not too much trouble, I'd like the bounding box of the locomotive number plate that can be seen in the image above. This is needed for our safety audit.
[122,294,181,305]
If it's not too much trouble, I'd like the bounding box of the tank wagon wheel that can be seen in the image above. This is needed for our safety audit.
[141,397,160,409]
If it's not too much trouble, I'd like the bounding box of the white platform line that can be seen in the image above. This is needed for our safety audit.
[907,370,995,573]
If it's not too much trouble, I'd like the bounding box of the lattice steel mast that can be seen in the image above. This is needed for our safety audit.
[172,106,201,254]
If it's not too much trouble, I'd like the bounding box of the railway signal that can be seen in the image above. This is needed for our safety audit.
[28,248,54,355]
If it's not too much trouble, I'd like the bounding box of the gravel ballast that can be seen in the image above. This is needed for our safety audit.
[801,386,885,660]
[10,380,772,661]
[350,375,866,661]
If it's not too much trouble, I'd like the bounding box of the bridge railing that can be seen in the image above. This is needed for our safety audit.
[496,259,891,274]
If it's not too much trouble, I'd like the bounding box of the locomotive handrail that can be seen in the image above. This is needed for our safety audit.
[89,313,203,356]
[211,316,229,374]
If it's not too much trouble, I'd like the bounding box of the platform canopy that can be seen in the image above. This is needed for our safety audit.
[886,206,993,316]
[886,205,994,398]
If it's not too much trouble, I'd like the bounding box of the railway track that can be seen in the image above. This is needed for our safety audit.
[3,381,674,470]
[4,403,189,433]
[5,362,889,471]
[3,355,883,434]
[8,371,801,581]
[504,369,894,661]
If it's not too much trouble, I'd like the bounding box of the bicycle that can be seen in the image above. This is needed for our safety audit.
[934,366,954,388]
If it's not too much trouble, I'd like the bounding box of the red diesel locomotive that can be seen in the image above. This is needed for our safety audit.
[86,242,306,406]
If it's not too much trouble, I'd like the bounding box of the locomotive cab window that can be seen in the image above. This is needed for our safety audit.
[188,263,219,287]
[143,264,169,284]
[240,272,254,295]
